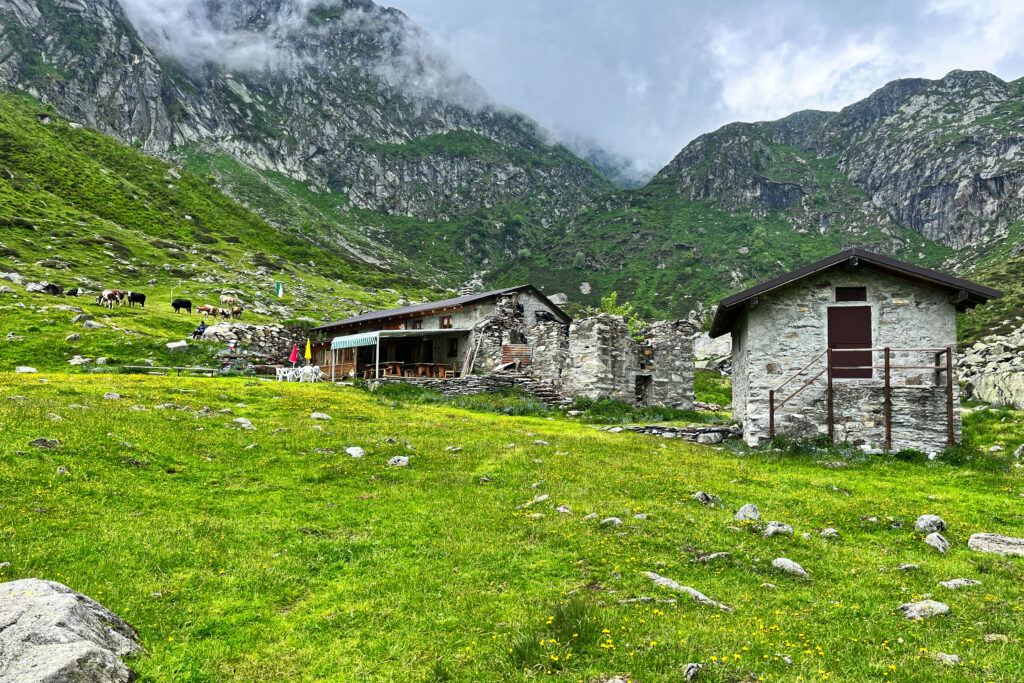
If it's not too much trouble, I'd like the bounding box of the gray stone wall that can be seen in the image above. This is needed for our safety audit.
[734,265,960,452]
[559,314,639,402]
[644,320,698,410]
[201,323,305,359]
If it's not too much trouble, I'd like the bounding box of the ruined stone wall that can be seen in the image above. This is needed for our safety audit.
[201,323,305,359]
[528,321,570,383]
[643,320,697,410]
[473,293,530,370]
[736,265,960,452]
[559,314,640,402]
[731,316,749,425]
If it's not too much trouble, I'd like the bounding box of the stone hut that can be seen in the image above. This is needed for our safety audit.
[710,249,1001,452]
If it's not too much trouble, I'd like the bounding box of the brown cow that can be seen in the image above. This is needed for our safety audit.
[220,294,236,305]
[230,305,244,320]
[95,289,125,309]
[198,304,219,318]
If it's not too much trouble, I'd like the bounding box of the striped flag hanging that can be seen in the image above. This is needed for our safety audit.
[276,281,284,299]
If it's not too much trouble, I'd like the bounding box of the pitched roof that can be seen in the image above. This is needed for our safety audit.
[709,248,1002,338]
[310,284,570,334]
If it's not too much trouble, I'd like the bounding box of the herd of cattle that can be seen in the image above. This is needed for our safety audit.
[93,289,245,320]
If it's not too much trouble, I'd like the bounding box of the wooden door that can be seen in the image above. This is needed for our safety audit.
[827,306,872,378]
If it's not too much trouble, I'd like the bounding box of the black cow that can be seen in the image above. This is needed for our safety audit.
[66,288,79,297]
[126,291,146,308]
[172,298,192,315]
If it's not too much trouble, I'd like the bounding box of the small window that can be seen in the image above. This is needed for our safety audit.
[447,339,458,357]
[410,319,423,330]
[836,286,867,302]
[440,315,453,329]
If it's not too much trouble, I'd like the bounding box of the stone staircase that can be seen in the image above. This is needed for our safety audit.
[501,371,574,407]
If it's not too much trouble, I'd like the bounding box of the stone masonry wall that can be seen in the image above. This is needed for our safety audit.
[560,314,639,402]
[201,323,305,359]
[643,319,698,410]
[737,265,960,452]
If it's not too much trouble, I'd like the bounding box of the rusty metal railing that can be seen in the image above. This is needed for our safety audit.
[768,347,955,449]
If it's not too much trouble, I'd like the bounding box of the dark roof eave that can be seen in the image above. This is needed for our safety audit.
[709,248,1003,338]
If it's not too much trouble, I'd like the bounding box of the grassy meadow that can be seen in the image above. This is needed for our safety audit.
[1,373,1023,681]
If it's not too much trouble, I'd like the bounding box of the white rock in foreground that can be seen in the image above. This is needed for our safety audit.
[772,557,809,578]
[925,532,950,553]
[967,533,1024,556]
[734,504,760,521]
[387,456,409,467]
[642,571,733,612]
[310,412,332,420]
[345,447,365,458]
[763,521,793,538]
[915,514,946,534]
[898,599,949,620]
[15,366,37,373]
[939,578,981,590]
[0,578,144,682]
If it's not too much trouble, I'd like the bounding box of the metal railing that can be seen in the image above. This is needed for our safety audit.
[768,346,954,449]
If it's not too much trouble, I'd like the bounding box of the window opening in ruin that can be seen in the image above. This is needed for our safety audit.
[635,375,652,406]
[835,286,867,302]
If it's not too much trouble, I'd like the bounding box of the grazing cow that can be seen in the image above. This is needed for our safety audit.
[220,294,235,305]
[197,304,218,318]
[218,307,231,320]
[95,289,121,309]
[66,288,79,297]
[230,305,244,320]
[172,298,192,315]
[126,291,146,308]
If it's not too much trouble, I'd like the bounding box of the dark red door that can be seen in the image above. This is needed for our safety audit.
[828,306,872,378]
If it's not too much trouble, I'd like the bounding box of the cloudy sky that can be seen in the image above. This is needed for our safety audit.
[393,0,1024,178]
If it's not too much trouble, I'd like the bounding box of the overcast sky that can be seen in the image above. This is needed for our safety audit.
[393,0,1024,177]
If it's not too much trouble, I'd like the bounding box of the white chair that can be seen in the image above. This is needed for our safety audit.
[275,367,288,382]
[299,366,314,383]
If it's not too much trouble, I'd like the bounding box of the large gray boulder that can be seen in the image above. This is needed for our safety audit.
[0,578,144,682]
[915,514,946,534]
[967,533,1024,556]
[966,371,1024,410]
[734,504,760,521]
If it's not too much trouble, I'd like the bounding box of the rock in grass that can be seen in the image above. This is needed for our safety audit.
[556,505,572,514]
[600,517,623,527]
[166,340,188,353]
[771,557,808,578]
[933,652,960,666]
[532,439,549,446]
[345,447,365,458]
[819,528,840,538]
[642,571,733,612]
[763,521,793,538]
[29,438,60,449]
[683,662,706,680]
[310,412,332,420]
[103,392,121,400]
[698,552,730,564]
[0,578,144,682]
[925,532,950,553]
[387,456,409,467]
[984,633,1009,643]
[898,599,949,620]
[915,514,946,534]
[967,533,1024,557]
[15,366,37,373]
[692,491,720,507]
[696,432,724,445]
[523,494,549,508]
[582,513,598,521]
[230,417,255,430]
[939,578,981,590]
[65,333,81,342]
[734,504,760,521]
[82,320,105,329]
[898,564,920,571]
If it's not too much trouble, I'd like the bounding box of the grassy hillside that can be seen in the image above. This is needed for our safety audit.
[1,373,1022,681]
[0,89,440,370]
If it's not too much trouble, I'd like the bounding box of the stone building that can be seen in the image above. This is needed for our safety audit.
[310,285,696,409]
[710,249,1001,452]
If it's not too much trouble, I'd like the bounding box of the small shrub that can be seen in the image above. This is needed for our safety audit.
[351,377,368,391]
[893,448,927,463]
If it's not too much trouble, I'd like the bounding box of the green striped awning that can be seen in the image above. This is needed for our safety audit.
[331,332,380,350]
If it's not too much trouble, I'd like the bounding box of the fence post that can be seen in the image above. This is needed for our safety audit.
[769,389,775,439]
[826,348,834,445]
[945,346,954,447]
[884,347,891,451]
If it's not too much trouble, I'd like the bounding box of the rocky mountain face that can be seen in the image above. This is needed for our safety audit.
[656,70,1024,252]
[0,0,609,262]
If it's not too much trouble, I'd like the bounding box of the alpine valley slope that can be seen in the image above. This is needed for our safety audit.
[499,71,1024,325]
[0,0,612,286]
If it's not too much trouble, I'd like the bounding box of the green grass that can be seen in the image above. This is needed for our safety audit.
[2,373,1022,681]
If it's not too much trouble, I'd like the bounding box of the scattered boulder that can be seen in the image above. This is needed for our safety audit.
[532,439,549,446]
[230,417,255,430]
[0,578,144,682]
[772,557,808,578]
[819,528,840,538]
[967,533,1024,557]
[697,552,729,564]
[915,515,947,534]
[387,456,409,467]
[310,412,332,420]
[925,532,950,553]
[82,321,105,330]
[898,599,949,620]
[696,432,724,445]
[984,634,1009,643]
[582,513,598,521]
[763,521,794,538]
[734,504,760,521]
[601,517,623,527]
[15,366,37,373]
[25,281,63,296]
[939,578,981,590]
[70,314,93,324]
[642,572,733,612]
[69,356,92,366]
[166,340,189,354]
[103,392,121,400]
[345,447,365,458]
[897,564,920,571]
[692,491,720,507]
[932,652,960,666]
[556,505,572,514]
[29,438,60,449]
[683,662,705,681]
